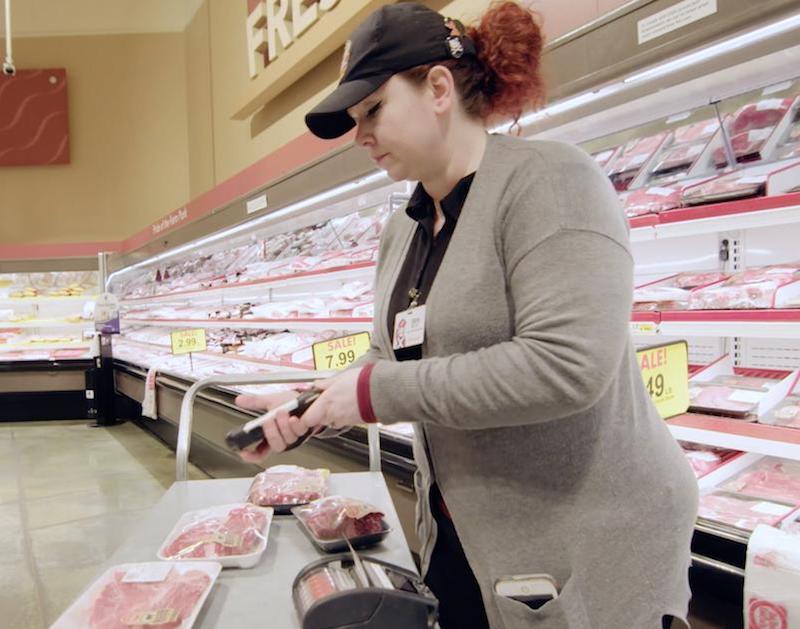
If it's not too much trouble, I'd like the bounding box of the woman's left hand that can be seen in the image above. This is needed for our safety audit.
[301,367,365,430]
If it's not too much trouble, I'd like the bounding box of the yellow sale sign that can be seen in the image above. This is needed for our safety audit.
[312,332,371,370]
[636,340,690,419]
[170,329,207,355]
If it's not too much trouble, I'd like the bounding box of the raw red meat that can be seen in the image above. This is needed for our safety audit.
[688,384,760,416]
[728,98,793,136]
[607,133,667,191]
[688,265,799,309]
[247,467,329,507]
[698,492,793,531]
[673,119,719,145]
[619,185,681,217]
[295,496,385,540]
[591,148,617,168]
[685,450,725,477]
[682,172,767,205]
[712,128,774,167]
[721,458,800,504]
[652,143,706,174]
[88,569,210,629]
[162,506,267,559]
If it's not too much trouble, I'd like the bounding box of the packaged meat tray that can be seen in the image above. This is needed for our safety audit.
[247,465,330,514]
[51,561,221,629]
[633,271,729,311]
[759,394,800,429]
[719,457,800,505]
[728,98,793,136]
[618,185,682,217]
[712,127,775,167]
[682,172,767,205]
[688,263,800,310]
[292,496,390,553]
[157,503,273,569]
[688,383,763,418]
[679,441,741,479]
[698,491,795,531]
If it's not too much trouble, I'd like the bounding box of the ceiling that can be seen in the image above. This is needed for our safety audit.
[0,0,206,38]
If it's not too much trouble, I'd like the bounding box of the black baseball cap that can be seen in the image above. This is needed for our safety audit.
[305,3,476,139]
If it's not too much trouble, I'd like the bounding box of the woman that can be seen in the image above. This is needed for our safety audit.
[236,3,698,628]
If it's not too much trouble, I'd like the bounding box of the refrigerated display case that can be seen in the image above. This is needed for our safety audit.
[0,270,100,420]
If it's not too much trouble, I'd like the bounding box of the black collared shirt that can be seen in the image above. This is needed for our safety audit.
[388,173,475,361]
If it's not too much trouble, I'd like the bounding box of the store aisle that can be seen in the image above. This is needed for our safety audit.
[0,420,209,628]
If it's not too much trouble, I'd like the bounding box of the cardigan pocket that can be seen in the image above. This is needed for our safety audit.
[492,572,591,629]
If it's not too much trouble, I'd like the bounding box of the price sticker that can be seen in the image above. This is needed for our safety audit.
[170,329,207,355]
[312,332,371,371]
[636,340,689,419]
[630,321,658,335]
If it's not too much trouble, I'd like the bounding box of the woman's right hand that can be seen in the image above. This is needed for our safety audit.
[234,391,311,463]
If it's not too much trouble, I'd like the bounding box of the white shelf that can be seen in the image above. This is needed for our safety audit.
[0,319,93,330]
[119,265,376,306]
[0,342,91,354]
[659,318,800,339]
[121,318,372,332]
[0,295,96,307]
[668,415,800,462]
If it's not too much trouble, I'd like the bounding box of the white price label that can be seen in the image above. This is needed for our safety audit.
[762,81,793,96]
[666,111,692,124]
[246,194,268,214]
[122,563,173,583]
[751,502,793,517]
[646,187,677,197]
[728,389,765,404]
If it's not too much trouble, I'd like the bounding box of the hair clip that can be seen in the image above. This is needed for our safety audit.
[444,18,466,58]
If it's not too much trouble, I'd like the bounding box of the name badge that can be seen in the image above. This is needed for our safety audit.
[393,305,426,350]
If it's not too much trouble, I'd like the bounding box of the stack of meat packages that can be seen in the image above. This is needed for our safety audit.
[712,98,794,168]
[679,441,741,478]
[633,271,729,311]
[605,132,668,192]
[619,120,721,218]
[699,456,800,532]
[688,374,778,420]
[760,394,800,430]
[776,102,800,160]
[117,207,389,300]
[687,262,800,310]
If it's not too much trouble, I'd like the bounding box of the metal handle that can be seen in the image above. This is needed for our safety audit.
[175,371,382,480]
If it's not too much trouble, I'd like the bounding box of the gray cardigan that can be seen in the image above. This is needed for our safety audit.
[362,134,698,629]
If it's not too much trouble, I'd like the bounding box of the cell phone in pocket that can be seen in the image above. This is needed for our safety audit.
[494,573,558,610]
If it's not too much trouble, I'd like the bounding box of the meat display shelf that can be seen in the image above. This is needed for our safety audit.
[628,193,800,242]
[628,309,800,338]
[119,263,377,306]
[668,413,800,461]
[0,341,92,353]
[0,319,93,329]
[0,295,97,307]
[115,338,310,371]
[121,318,373,332]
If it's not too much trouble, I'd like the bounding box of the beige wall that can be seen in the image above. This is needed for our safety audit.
[0,33,190,245]
[1,0,627,249]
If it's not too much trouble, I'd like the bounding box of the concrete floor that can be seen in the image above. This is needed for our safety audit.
[0,420,208,628]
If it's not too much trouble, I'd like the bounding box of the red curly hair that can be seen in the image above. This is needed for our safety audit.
[401,1,545,125]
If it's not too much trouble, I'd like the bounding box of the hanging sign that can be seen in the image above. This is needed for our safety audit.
[312,332,371,370]
[636,340,690,419]
[94,293,120,335]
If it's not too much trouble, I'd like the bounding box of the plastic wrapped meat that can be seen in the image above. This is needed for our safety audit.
[682,172,767,205]
[719,457,800,504]
[708,375,776,390]
[88,569,211,629]
[698,491,795,531]
[760,395,800,429]
[606,133,667,191]
[688,384,761,417]
[712,127,775,167]
[161,505,267,559]
[293,496,385,540]
[728,98,793,136]
[591,148,617,169]
[619,185,681,217]
[681,442,739,478]
[673,119,720,145]
[674,271,728,289]
[247,466,330,507]
[688,264,800,309]
[633,271,727,310]
[651,143,706,175]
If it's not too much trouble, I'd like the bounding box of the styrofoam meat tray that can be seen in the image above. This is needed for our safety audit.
[157,503,273,569]
[50,561,221,629]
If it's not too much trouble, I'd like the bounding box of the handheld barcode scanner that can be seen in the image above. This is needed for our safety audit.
[225,389,322,452]
[293,551,438,629]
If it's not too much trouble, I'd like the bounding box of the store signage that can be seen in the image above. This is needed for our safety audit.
[312,332,371,370]
[94,293,120,335]
[151,207,188,236]
[637,0,717,45]
[636,340,690,419]
[170,329,208,355]
[246,0,342,79]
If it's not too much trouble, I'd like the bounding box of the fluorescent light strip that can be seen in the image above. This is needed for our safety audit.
[501,11,800,131]
[107,170,390,288]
